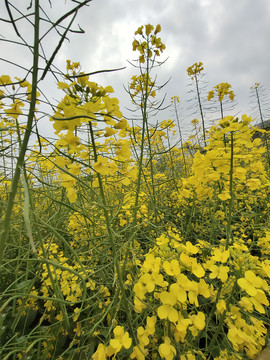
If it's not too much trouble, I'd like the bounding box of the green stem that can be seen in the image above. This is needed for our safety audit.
[121,37,153,282]
[255,86,270,169]
[146,120,158,225]
[0,0,40,264]
[88,122,136,344]
[133,64,150,228]
[220,101,227,147]
[195,73,206,148]
[226,131,234,249]
[220,100,224,119]
[207,279,238,351]
[174,99,188,177]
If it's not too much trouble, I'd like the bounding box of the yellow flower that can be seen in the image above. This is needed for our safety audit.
[209,264,229,283]
[208,82,236,103]
[5,99,24,119]
[170,283,187,303]
[208,90,214,101]
[115,141,131,160]
[184,241,199,254]
[57,81,69,89]
[237,270,267,296]
[114,118,127,129]
[92,343,107,360]
[104,85,114,93]
[139,55,145,63]
[137,326,149,347]
[227,324,255,352]
[212,248,230,263]
[180,252,205,278]
[216,299,227,314]
[187,62,204,77]
[130,345,147,360]
[135,26,143,35]
[0,75,12,85]
[189,312,206,336]
[55,311,63,321]
[246,178,261,191]
[157,291,178,322]
[145,316,156,335]
[218,192,231,201]
[139,273,153,292]
[180,352,196,360]
[175,315,192,342]
[190,311,206,330]
[132,39,140,51]
[93,156,117,176]
[54,155,71,168]
[73,307,80,322]
[108,326,132,356]
[145,24,154,36]
[104,127,118,137]
[158,337,176,360]
[261,262,270,278]
[67,163,81,176]
[192,262,205,278]
[154,24,161,34]
[191,118,199,126]
[250,290,269,313]
[171,95,180,103]
[163,259,181,276]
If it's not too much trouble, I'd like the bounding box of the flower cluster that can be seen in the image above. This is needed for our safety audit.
[92,326,132,359]
[132,24,165,63]
[208,82,235,102]
[48,60,134,202]
[186,62,204,78]
[129,73,156,100]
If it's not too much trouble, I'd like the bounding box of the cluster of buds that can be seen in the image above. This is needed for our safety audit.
[186,62,204,79]
[250,82,260,90]
[170,95,180,104]
[132,24,165,63]
[208,82,235,102]
[129,73,156,99]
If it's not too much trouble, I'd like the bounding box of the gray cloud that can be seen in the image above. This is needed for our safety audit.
[1,0,269,139]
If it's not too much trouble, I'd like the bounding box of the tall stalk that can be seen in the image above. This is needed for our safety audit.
[226,131,234,250]
[127,24,166,241]
[132,60,151,232]
[194,73,207,148]
[172,96,188,177]
[254,84,270,168]
[88,122,136,343]
[0,0,40,263]
[187,62,207,148]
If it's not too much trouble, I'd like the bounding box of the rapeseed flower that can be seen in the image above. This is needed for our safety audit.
[107,326,132,356]
[158,337,176,360]
[157,291,178,322]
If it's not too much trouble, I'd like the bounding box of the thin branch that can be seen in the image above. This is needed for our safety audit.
[66,66,126,79]
[39,0,91,41]
[4,0,20,37]
[40,11,77,80]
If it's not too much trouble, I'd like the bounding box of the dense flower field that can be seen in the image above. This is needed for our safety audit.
[0,22,269,360]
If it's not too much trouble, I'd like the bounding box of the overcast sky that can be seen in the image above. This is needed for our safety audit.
[1,0,270,139]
